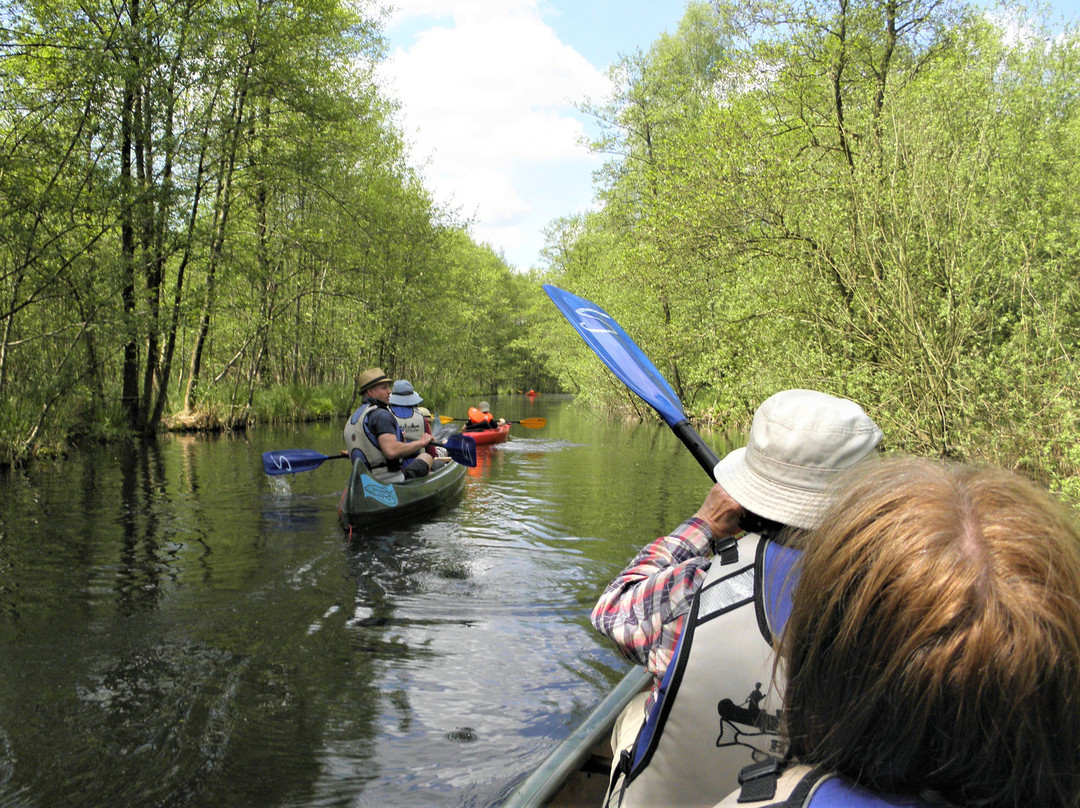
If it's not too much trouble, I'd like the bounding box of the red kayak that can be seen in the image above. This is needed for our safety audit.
[462,423,510,445]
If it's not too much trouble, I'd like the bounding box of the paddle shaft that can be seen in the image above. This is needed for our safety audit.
[264,432,476,475]
[672,420,720,480]
[439,415,545,428]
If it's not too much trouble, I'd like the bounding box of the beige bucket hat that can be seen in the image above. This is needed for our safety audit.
[712,389,882,530]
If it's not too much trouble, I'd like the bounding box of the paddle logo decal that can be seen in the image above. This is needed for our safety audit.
[267,454,292,473]
[361,475,398,507]
[543,284,687,426]
[571,306,617,335]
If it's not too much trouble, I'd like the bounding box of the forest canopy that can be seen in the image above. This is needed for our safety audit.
[3,0,1078,500]
[535,0,1080,496]
[0,0,548,463]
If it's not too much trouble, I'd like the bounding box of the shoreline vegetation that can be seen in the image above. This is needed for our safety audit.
[3,1,1077,502]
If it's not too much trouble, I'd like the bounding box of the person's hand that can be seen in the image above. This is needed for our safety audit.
[694,484,744,538]
[419,433,434,446]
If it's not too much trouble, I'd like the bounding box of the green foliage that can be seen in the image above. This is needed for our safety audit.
[0,0,548,462]
[540,0,1080,498]
[247,384,354,424]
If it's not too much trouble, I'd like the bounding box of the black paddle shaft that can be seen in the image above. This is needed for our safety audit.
[671,419,721,481]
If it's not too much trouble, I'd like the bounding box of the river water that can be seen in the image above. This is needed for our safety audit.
[0,394,736,807]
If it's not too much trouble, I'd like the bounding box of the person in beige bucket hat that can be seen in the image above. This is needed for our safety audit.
[591,389,882,807]
[463,399,505,432]
[711,388,884,530]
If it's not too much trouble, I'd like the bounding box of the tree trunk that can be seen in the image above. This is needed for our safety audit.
[182,60,251,413]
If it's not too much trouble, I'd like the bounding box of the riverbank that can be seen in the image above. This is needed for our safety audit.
[0,383,556,468]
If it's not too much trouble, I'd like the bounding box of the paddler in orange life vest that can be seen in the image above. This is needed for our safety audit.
[462,401,505,433]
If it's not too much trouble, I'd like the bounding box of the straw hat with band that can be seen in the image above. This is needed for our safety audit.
[389,380,423,407]
[358,367,391,394]
[711,389,882,531]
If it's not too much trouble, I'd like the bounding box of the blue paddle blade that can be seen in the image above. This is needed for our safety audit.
[543,284,687,427]
[443,433,477,467]
[263,449,336,475]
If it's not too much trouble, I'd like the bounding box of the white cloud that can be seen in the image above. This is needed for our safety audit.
[378,0,611,267]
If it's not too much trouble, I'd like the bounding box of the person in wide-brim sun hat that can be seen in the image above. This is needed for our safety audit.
[344,368,435,482]
[389,380,423,407]
[356,367,391,395]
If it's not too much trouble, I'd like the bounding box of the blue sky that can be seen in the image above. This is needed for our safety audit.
[378,0,1078,272]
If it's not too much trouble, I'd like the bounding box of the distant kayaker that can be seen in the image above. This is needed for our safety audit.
[462,401,504,432]
[343,368,434,482]
[720,457,1080,808]
[592,389,882,807]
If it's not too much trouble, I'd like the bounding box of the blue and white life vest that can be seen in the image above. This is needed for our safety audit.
[612,537,935,808]
[608,536,799,808]
[343,402,405,483]
[717,762,934,807]
[391,404,427,442]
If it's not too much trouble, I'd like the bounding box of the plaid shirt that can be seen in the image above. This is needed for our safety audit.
[591,516,719,707]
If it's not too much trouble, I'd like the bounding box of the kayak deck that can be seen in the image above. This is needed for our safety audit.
[462,423,511,445]
[338,457,467,528]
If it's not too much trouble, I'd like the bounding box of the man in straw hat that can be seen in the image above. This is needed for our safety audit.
[343,368,435,483]
[592,389,882,808]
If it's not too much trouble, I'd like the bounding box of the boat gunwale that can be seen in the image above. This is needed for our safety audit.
[499,666,652,807]
[338,457,467,526]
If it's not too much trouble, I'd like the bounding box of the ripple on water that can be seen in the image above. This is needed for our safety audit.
[0,404,709,808]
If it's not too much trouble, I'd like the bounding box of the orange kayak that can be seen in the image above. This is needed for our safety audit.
[462,423,511,445]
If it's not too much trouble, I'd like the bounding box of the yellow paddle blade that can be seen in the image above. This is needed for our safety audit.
[439,414,455,424]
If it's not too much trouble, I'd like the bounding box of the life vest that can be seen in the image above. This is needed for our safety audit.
[343,402,405,483]
[608,536,799,808]
[464,407,496,432]
[391,404,427,441]
[718,762,934,807]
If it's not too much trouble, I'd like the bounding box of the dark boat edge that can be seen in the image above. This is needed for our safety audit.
[500,666,652,808]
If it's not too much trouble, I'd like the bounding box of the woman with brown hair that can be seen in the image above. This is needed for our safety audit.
[727,457,1080,808]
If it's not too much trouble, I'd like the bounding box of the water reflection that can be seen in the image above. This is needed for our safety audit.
[0,396,735,806]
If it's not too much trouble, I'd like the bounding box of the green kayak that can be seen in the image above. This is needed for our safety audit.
[337,457,467,528]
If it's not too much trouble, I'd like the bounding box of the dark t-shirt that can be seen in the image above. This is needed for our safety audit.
[364,402,399,439]
[363,400,423,469]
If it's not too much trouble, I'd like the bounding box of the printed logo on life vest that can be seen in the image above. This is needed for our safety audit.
[716,682,782,755]
[361,475,398,507]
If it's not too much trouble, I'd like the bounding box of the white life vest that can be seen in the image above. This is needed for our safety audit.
[391,404,427,441]
[343,402,405,483]
[609,536,799,808]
